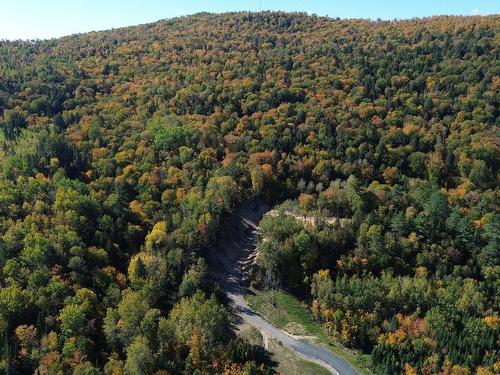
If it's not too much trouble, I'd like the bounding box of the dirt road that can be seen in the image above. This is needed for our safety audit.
[207,200,360,375]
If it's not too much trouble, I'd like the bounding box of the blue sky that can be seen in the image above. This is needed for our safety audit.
[0,0,498,40]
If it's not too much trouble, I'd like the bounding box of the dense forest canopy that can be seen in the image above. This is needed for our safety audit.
[0,11,498,375]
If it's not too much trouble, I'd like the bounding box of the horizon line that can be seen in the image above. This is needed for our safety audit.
[1,10,498,42]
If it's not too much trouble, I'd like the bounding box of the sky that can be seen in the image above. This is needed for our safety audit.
[0,0,498,40]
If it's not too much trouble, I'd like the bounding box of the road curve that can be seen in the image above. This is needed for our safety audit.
[207,200,360,375]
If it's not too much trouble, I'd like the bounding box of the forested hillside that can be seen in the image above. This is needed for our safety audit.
[0,12,498,374]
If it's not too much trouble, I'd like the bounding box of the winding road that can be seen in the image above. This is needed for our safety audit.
[208,200,360,375]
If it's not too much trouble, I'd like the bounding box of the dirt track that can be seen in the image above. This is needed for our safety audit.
[207,199,360,375]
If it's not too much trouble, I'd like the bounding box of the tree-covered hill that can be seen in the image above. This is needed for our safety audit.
[0,12,498,374]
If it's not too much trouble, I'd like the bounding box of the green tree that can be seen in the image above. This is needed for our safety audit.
[311,270,334,310]
[1,109,26,142]
[179,259,207,298]
[169,292,229,352]
[124,336,154,375]
[59,304,86,337]
[117,290,149,345]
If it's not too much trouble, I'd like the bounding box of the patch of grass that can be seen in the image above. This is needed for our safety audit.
[283,321,308,336]
[247,289,324,335]
[239,325,264,347]
[246,289,374,375]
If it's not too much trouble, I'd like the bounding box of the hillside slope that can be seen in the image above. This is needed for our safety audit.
[0,12,498,374]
